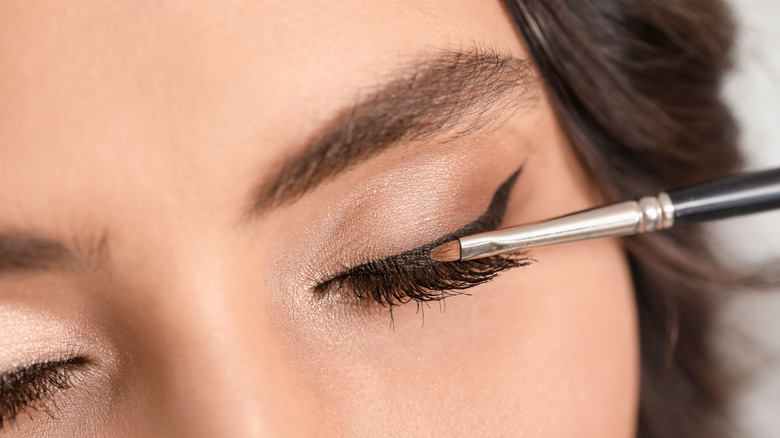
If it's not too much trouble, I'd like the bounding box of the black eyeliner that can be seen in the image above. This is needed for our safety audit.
[350,166,522,274]
[315,167,530,307]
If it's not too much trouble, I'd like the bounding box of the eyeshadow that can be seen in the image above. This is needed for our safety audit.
[330,166,522,278]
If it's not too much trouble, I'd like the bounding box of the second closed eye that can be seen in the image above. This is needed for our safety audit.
[0,356,89,430]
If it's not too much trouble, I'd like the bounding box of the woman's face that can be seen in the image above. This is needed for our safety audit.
[0,1,639,436]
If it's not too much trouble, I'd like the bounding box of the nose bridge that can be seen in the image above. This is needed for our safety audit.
[121,236,318,438]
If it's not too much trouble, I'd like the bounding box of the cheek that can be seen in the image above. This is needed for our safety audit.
[507,238,639,437]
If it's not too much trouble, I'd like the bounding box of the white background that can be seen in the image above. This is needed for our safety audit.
[721,0,780,436]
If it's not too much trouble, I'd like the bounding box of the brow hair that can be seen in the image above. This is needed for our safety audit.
[0,231,109,276]
[0,235,71,272]
[249,48,536,215]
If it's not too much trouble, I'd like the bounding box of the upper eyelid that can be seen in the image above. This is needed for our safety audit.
[321,166,523,285]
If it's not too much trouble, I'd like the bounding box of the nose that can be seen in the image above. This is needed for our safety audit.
[111,242,323,437]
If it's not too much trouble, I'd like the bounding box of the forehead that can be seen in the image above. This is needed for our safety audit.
[0,0,521,135]
[0,1,525,226]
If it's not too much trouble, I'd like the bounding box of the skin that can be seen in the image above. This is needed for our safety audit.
[0,1,639,436]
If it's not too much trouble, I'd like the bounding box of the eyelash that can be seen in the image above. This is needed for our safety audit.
[315,254,533,308]
[0,356,87,429]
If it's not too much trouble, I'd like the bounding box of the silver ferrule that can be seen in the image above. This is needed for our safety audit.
[459,191,675,261]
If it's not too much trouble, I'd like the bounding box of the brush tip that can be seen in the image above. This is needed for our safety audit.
[430,240,461,262]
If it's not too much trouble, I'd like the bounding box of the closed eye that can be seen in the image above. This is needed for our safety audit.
[0,356,89,429]
[313,166,534,308]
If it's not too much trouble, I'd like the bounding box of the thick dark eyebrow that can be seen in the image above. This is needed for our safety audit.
[0,232,108,276]
[249,48,535,215]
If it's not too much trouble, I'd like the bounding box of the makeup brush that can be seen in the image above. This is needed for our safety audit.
[431,167,780,262]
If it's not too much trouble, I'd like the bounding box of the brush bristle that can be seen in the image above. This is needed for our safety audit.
[430,240,461,262]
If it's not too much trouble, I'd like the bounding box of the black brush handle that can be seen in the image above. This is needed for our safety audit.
[668,167,780,227]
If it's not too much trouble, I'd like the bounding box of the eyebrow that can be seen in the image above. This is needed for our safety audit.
[249,48,536,215]
[0,232,108,277]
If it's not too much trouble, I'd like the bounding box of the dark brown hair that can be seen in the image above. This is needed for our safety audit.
[501,1,747,437]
